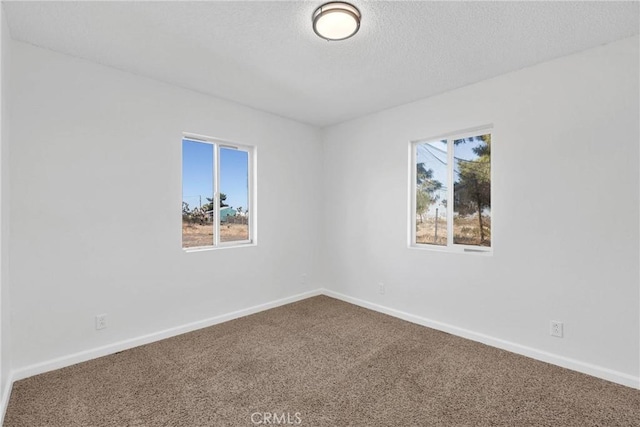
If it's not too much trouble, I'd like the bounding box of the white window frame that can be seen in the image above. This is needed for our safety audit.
[409,126,493,255]
[182,132,256,251]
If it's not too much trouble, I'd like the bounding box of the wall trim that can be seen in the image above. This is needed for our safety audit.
[0,371,13,426]
[322,289,640,390]
[9,289,321,384]
[2,286,638,424]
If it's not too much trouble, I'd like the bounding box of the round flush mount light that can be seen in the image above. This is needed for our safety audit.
[312,2,361,41]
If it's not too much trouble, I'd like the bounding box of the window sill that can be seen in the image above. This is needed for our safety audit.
[183,242,256,253]
[409,244,492,256]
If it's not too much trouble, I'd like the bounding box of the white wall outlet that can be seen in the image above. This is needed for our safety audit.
[378,282,385,295]
[550,320,563,338]
[300,273,308,285]
[96,314,107,330]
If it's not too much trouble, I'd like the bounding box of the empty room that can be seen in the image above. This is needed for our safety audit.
[0,1,639,426]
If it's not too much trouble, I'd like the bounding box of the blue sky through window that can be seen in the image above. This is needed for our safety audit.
[220,147,249,212]
[182,139,249,212]
[416,136,487,188]
[183,140,213,210]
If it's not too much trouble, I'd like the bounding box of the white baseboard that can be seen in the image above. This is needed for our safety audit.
[0,371,14,426]
[2,286,638,425]
[10,289,322,383]
[322,289,640,390]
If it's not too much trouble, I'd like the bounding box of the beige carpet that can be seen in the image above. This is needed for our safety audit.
[4,296,640,426]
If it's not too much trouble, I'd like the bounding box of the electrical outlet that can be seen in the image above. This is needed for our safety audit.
[300,273,308,285]
[378,282,385,295]
[550,320,563,338]
[96,314,107,330]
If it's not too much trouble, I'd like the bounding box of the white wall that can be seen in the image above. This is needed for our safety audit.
[4,28,639,391]
[8,42,323,371]
[0,2,11,404]
[322,36,640,385]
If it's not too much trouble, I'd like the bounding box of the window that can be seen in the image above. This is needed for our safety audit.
[411,128,492,253]
[182,134,254,249]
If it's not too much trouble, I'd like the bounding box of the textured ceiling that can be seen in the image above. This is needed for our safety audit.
[4,1,639,127]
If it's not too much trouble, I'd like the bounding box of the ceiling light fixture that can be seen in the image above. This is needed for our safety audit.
[312,2,361,41]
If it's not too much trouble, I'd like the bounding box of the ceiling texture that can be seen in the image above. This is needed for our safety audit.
[4,1,639,127]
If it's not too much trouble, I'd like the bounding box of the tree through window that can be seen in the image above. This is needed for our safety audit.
[412,130,492,251]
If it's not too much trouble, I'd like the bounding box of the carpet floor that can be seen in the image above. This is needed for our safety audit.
[4,296,640,426]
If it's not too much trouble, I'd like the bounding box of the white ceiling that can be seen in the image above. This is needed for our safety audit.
[4,1,639,127]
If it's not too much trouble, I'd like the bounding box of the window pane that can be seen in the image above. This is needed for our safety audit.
[219,148,249,243]
[415,140,448,246]
[453,134,491,247]
[182,140,214,248]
